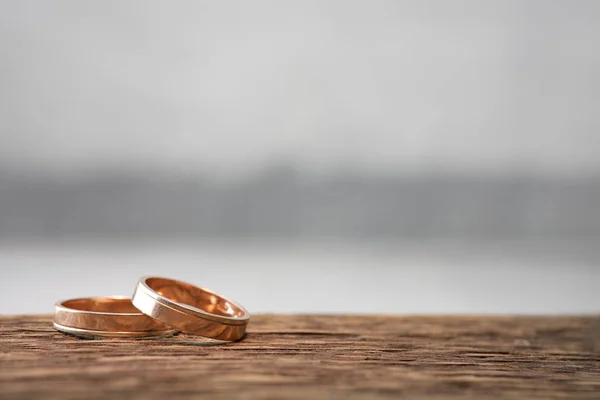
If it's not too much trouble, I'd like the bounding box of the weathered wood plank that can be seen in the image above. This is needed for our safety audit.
[1,315,599,399]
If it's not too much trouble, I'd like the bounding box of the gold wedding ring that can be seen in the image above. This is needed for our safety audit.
[132,276,250,341]
[54,296,177,338]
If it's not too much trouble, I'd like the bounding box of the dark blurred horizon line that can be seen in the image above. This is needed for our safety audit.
[1,162,600,183]
[1,162,599,239]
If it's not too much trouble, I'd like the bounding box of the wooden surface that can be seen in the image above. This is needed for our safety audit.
[1,314,599,399]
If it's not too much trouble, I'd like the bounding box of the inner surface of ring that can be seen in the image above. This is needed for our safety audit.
[62,298,140,313]
[146,278,246,318]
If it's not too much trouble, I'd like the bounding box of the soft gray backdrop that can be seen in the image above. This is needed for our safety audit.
[0,0,598,314]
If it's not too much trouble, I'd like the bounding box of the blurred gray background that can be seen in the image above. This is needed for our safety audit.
[0,0,599,315]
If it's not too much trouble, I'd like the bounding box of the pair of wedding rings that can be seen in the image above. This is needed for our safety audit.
[53,276,250,342]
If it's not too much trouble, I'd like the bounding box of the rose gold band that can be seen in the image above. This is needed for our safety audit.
[53,296,177,338]
[131,277,250,341]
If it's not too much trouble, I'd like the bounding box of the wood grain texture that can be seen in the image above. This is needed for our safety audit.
[1,314,599,399]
